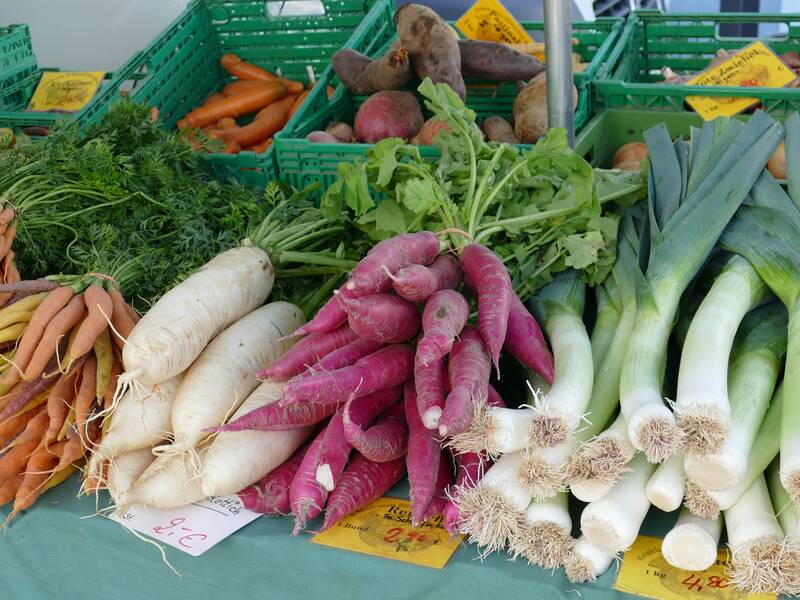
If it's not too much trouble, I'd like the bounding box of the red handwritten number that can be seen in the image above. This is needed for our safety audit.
[706,576,730,589]
[407,532,427,543]
[682,575,703,592]
[178,533,208,549]
[152,517,187,536]
[383,528,404,543]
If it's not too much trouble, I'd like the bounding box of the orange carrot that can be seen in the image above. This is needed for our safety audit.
[124,303,140,324]
[216,94,297,147]
[108,289,135,350]
[287,90,310,118]
[54,435,87,471]
[0,406,39,446]
[217,117,237,130]
[13,440,66,513]
[220,53,278,81]
[2,287,74,388]
[202,92,226,107]
[244,138,273,153]
[0,473,22,505]
[0,206,15,226]
[66,285,113,364]
[0,410,49,485]
[182,82,287,128]
[222,80,275,97]
[149,107,159,123]
[74,355,97,445]
[23,295,85,382]
[45,361,83,444]
[0,225,16,260]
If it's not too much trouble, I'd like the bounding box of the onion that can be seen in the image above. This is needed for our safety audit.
[612,142,649,169]
[767,141,786,180]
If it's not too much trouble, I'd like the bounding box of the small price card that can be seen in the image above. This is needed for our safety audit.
[685,41,797,121]
[311,497,462,569]
[614,535,775,600]
[27,71,106,112]
[456,0,533,45]
[110,495,261,557]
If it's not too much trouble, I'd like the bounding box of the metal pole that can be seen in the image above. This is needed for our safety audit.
[543,0,575,147]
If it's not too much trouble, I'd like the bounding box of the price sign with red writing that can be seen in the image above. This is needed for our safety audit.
[110,495,261,557]
[614,535,775,600]
[311,497,462,569]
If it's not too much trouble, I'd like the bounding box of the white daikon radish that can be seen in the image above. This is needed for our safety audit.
[121,247,274,386]
[163,302,305,453]
[201,381,313,497]
[107,448,155,504]
[117,450,205,510]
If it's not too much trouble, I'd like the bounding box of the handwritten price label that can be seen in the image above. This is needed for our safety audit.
[111,495,261,556]
[456,0,532,45]
[614,535,775,600]
[311,497,462,569]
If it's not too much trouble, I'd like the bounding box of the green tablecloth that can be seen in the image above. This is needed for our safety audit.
[0,476,664,600]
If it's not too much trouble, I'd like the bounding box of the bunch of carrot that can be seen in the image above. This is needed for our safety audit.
[176,53,331,154]
[0,272,138,521]
[0,206,21,306]
[218,231,554,534]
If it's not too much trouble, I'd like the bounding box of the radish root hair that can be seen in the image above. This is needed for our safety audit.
[676,408,727,455]
[508,522,573,570]
[292,499,322,536]
[683,481,721,520]
[112,515,182,578]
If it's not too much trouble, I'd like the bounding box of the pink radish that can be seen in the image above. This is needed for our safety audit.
[238,442,309,514]
[289,426,329,534]
[390,255,462,303]
[417,456,453,526]
[343,231,440,297]
[258,324,358,380]
[343,401,407,462]
[211,395,337,432]
[405,381,443,525]
[281,344,415,405]
[321,452,406,531]
[415,289,469,366]
[443,450,491,536]
[439,326,490,437]
[314,410,352,492]
[460,243,512,373]
[289,294,348,338]
[308,337,384,373]
[414,358,447,429]
[505,292,554,383]
[335,292,421,343]
[341,386,403,440]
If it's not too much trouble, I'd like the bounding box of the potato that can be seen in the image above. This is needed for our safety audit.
[411,117,451,145]
[325,122,355,143]
[612,142,649,169]
[512,72,578,144]
[482,116,519,144]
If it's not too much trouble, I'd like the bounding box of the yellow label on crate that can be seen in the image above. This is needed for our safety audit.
[311,497,462,569]
[614,535,776,600]
[685,41,796,121]
[27,71,105,112]
[456,0,533,45]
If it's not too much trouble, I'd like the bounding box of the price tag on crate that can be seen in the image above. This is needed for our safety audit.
[27,71,105,112]
[685,41,797,121]
[456,0,533,45]
[110,495,261,557]
[614,535,776,600]
[311,497,462,569]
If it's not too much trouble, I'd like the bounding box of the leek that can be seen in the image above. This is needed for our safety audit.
[768,458,800,539]
[564,536,615,583]
[620,112,782,463]
[661,508,722,571]
[507,493,572,569]
[675,255,769,454]
[683,303,786,492]
[645,453,686,512]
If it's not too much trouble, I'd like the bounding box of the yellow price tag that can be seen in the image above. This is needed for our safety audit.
[311,497,463,569]
[456,0,533,45]
[27,71,105,112]
[685,41,797,121]
[615,535,776,600]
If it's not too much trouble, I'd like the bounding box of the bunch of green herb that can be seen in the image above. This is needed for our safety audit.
[322,79,646,298]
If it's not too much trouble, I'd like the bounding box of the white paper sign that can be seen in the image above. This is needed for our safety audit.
[110,495,261,556]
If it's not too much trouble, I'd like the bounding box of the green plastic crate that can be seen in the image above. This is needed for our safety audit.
[120,0,381,188]
[275,9,623,191]
[595,11,800,115]
[0,24,136,132]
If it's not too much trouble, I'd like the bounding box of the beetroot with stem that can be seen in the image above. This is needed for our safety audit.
[336,292,421,343]
[343,231,440,298]
[313,410,352,492]
[405,381,443,525]
[390,255,462,303]
[415,358,447,429]
[505,292,554,383]
[439,327,491,437]
[307,337,384,374]
[459,243,513,373]
[281,344,415,405]
[238,442,309,514]
[258,324,358,380]
[290,294,348,338]
[415,289,469,367]
[289,425,329,534]
[321,452,406,531]
[343,401,407,462]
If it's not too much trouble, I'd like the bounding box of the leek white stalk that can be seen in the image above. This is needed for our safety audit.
[455,452,531,555]
[662,508,722,571]
[508,493,573,569]
[725,474,800,595]
[646,453,685,512]
[621,112,782,463]
[527,271,593,448]
[564,536,615,583]
[449,402,535,457]
[685,385,783,519]
[581,453,656,553]
[676,255,768,454]
[684,303,785,491]
[768,459,800,539]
